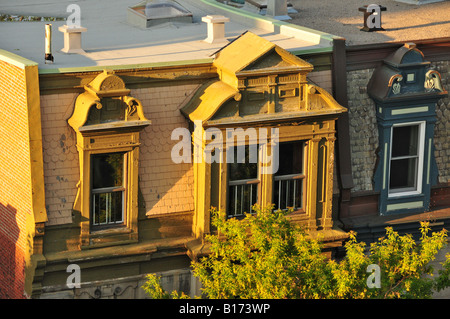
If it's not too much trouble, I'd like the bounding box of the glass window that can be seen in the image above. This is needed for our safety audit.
[273,141,305,211]
[389,123,424,195]
[91,153,126,226]
[227,145,259,217]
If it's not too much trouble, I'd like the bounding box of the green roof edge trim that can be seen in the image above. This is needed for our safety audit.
[0,49,38,69]
[38,58,215,75]
[198,0,340,45]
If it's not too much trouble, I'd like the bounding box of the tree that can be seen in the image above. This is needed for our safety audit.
[142,205,450,299]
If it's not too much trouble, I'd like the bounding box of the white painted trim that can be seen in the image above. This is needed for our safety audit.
[388,121,426,198]
[391,106,428,115]
[387,201,423,211]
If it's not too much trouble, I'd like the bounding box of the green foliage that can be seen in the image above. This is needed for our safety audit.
[141,274,190,299]
[143,205,450,299]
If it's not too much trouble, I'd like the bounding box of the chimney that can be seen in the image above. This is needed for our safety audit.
[44,24,54,63]
[266,0,290,20]
[201,15,230,44]
[58,25,87,54]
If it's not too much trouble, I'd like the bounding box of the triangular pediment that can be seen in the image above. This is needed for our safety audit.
[213,32,313,87]
[181,33,346,126]
[242,49,294,71]
[240,47,313,74]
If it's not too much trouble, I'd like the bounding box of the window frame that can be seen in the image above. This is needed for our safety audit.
[90,152,128,229]
[74,136,141,248]
[272,141,307,213]
[388,121,426,198]
[226,144,260,218]
[224,140,309,217]
[206,122,338,237]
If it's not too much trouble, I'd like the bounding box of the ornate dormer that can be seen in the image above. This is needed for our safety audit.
[68,70,151,248]
[368,43,446,103]
[181,32,348,251]
[368,43,447,215]
[69,70,150,134]
[182,32,345,127]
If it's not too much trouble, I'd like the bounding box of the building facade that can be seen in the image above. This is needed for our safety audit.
[333,38,450,242]
[2,0,449,299]
[0,30,348,298]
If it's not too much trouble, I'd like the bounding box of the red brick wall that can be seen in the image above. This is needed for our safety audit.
[0,60,33,299]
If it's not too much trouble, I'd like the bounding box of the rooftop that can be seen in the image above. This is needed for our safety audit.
[287,0,450,45]
[0,0,337,74]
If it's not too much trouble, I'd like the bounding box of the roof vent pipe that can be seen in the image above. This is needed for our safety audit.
[202,15,229,44]
[44,24,54,63]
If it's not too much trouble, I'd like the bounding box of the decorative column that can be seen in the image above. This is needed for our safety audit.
[321,136,336,230]
[306,137,321,231]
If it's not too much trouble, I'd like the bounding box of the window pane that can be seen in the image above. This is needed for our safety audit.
[389,158,418,191]
[228,183,257,217]
[228,145,258,181]
[93,191,123,225]
[275,141,303,176]
[391,125,418,158]
[227,145,259,217]
[274,178,303,210]
[273,141,304,211]
[92,153,124,189]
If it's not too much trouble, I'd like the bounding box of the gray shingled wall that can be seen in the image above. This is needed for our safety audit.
[346,63,450,192]
[346,68,378,193]
[431,60,450,184]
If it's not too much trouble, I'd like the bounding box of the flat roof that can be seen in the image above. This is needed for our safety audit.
[287,0,450,45]
[0,0,337,74]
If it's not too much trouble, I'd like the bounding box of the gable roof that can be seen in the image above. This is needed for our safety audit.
[181,32,345,126]
[213,32,313,86]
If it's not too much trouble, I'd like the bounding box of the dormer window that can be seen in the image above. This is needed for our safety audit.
[68,70,151,247]
[368,43,447,215]
[180,32,347,243]
[388,122,425,197]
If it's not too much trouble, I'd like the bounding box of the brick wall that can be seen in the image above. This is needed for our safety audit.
[0,60,32,299]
